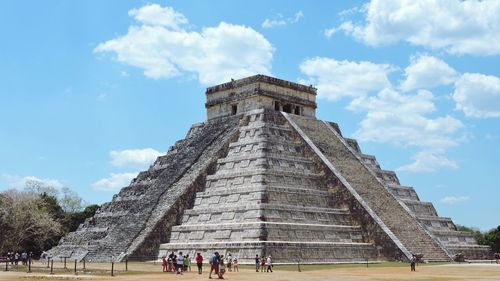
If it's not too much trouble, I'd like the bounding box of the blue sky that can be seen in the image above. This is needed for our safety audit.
[1,0,499,230]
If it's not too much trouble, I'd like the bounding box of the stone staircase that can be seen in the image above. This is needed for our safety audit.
[285,114,452,261]
[48,115,241,261]
[159,110,379,263]
[345,135,491,260]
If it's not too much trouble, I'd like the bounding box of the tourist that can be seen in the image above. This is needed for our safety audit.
[176,252,184,274]
[410,254,417,272]
[40,251,48,265]
[168,251,174,272]
[260,256,266,272]
[255,254,260,272]
[232,257,239,272]
[266,256,273,273]
[172,254,177,273]
[494,252,499,264]
[209,252,220,279]
[21,251,27,265]
[183,254,190,271]
[218,255,226,279]
[14,252,19,265]
[226,253,232,272]
[195,252,203,274]
[161,255,167,272]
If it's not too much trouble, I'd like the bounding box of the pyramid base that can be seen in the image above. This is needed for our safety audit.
[158,241,380,264]
[445,245,492,260]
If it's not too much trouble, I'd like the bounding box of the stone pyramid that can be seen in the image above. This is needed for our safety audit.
[49,75,490,263]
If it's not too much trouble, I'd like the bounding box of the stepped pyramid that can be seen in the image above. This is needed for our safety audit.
[49,75,490,263]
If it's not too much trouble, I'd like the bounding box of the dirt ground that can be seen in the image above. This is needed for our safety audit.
[0,261,499,281]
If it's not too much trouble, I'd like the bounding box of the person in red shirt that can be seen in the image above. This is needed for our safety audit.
[161,255,167,272]
[195,252,203,274]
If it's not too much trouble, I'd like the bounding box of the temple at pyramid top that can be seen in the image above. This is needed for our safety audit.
[205,74,317,120]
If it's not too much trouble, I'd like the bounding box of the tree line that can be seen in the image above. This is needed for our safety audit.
[0,180,99,257]
[457,225,500,253]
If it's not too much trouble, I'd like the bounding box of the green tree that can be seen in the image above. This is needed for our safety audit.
[484,226,500,253]
[63,204,100,232]
[456,225,486,244]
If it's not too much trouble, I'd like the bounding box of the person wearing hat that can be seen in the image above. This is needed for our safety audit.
[266,256,273,272]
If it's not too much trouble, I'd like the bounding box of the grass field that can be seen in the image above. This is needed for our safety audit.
[0,261,499,281]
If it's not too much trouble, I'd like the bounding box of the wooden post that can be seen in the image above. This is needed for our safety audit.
[4,260,8,271]
[50,259,54,275]
[74,259,77,274]
[125,256,128,271]
[111,261,114,276]
[27,256,31,273]
[64,257,67,269]
[83,258,86,270]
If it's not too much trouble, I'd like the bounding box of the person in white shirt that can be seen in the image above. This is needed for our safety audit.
[266,256,273,272]
[176,252,184,274]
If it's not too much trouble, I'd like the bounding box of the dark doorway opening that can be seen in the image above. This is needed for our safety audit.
[231,104,238,115]
[283,104,292,113]
[294,106,301,115]
[274,101,280,111]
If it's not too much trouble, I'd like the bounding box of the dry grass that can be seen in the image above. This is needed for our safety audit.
[0,261,499,281]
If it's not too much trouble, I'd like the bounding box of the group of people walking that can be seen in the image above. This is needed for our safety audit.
[161,252,192,274]
[5,251,32,266]
[162,251,240,278]
[208,251,240,279]
[254,254,273,272]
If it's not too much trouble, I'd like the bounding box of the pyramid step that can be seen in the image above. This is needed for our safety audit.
[285,113,451,261]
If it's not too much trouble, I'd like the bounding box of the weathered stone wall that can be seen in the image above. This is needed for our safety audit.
[48,115,241,262]
[159,110,380,263]
[285,113,451,261]
[344,136,491,260]
[205,75,316,120]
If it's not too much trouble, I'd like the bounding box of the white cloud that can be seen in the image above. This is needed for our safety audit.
[440,195,470,205]
[262,11,303,29]
[292,11,304,23]
[95,4,273,85]
[324,22,354,39]
[2,174,65,190]
[348,88,463,152]
[397,151,458,172]
[332,0,500,55]
[110,148,163,168]
[401,54,458,91]
[92,172,138,192]
[128,4,187,30]
[300,56,466,172]
[452,73,500,118]
[299,57,395,101]
[262,18,286,29]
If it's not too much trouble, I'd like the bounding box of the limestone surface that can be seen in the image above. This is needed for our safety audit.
[49,75,491,262]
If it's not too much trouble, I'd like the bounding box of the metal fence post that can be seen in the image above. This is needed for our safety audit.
[111,261,114,276]
[125,256,128,271]
[64,257,67,269]
[74,259,77,274]
[50,259,54,274]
